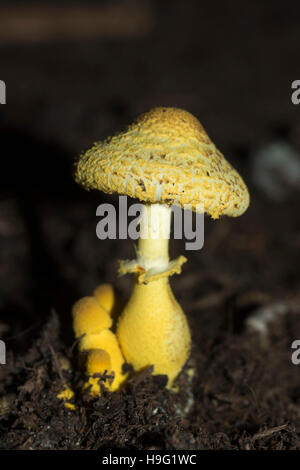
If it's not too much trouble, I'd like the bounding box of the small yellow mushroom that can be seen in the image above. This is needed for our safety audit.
[93,283,115,314]
[74,107,250,388]
[72,296,112,338]
[72,287,126,394]
[80,329,126,391]
[83,349,112,395]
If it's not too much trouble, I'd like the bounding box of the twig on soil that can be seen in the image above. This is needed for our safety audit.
[251,424,288,442]
[48,343,64,383]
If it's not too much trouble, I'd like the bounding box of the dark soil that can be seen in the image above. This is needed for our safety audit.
[1,283,300,450]
[1,0,300,450]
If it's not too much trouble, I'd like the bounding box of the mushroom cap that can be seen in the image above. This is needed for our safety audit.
[80,329,126,391]
[75,107,249,219]
[85,349,112,395]
[72,296,112,338]
[86,349,111,376]
[93,283,115,314]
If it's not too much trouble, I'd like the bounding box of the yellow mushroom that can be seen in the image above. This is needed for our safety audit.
[72,296,112,338]
[93,283,115,315]
[72,288,126,393]
[80,329,126,391]
[83,349,112,395]
[74,107,250,387]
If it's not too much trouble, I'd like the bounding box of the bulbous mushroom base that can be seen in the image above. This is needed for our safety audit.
[117,276,191,387]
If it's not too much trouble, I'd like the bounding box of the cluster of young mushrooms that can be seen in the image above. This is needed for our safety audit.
[58,107,249,406]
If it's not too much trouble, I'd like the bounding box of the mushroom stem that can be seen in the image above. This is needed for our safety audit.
[137,203,171,271]
[117,203,191,387]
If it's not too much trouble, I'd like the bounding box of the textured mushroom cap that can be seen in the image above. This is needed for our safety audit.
[75,107,249,219]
